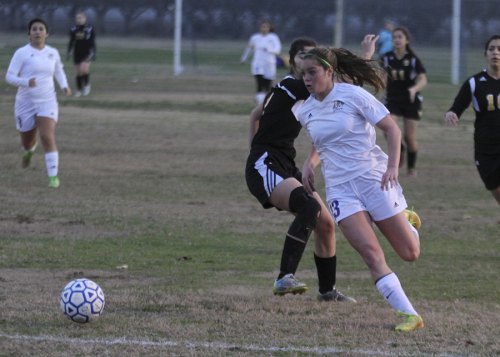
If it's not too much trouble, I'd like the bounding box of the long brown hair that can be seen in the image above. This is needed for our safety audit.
[484,35,500,55]
[304,47,386,92]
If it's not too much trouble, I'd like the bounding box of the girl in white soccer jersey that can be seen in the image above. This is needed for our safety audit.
[296,46,424,332]
[241,20,282,104]
[6,18,71,188]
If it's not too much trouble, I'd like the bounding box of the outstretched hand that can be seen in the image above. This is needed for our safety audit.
[360,34,379,60]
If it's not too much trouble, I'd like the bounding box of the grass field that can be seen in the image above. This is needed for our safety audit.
[0,35,499,356]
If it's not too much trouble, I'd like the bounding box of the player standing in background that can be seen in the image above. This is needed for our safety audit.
[444,35,500,223]
[246,35,378,301]
[6,18,71,188]
[297,47,424,331]
[67,10,96,97]
[381,27,427,176]
[240,20,282,105]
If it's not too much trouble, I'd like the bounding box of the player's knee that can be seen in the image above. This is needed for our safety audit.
[289,186,321,229]
[400,246,420,262]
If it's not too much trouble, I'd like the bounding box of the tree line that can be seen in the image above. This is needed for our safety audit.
[0,0,499,45]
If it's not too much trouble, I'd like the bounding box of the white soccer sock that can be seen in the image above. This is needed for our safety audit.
[375,272,418,316]
[45,151,59,177]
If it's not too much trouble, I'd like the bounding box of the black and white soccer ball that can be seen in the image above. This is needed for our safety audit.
[60,278,105,323]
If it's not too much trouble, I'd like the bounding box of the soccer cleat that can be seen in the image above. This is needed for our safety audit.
[21,145,37,168]
[317,288,357,303]
[48,176,60,188]
[404,208,421,230]
[273,274,308,296]
[74,90,82,97]
[83,85,91,96]
[395,311,424,332]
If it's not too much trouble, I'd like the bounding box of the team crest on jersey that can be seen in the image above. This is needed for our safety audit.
[403,59,410,66]
[332,100,344,112]
[48,53,54,59]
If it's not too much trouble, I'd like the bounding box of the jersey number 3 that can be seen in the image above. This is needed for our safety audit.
[329,200,340,219]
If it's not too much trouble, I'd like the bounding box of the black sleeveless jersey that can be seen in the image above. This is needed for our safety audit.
[250,75,310,160]
[381,51,426,100]
[449,70,500,147]
[68,24,96,57]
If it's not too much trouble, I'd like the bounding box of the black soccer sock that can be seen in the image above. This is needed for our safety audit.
[278,236,306,279]
[76,75,83,90]
[407,151,417,170]
[83,74,90,86]
[314,254,337,294]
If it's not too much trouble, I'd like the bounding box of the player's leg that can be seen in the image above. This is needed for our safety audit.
[20,128,38,168]
[254,75,267,104]
[15,105,38,168]
[492,187,500,205]
[270,178,320,295]
[312,192,356,302]
[403,118,418,176]
[37,116,59,188]
[473,150,500,220]
[493,187,500,224]
[375,213,420,261]
[340,212,423,331]
[80,61,91,96]
[74,62,85,97]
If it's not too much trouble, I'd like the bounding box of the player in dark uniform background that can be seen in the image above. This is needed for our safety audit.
[67,10,96,97]
[445,35,500,223]
[381,27,427,176]
[245,35,377,300]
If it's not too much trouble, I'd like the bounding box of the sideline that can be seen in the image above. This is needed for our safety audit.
[0,332,440,356]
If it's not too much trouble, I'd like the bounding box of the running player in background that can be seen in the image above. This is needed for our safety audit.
[67,10,96,97]
[444,35,500,223]
[246,35,378,301]
[297,46,424,331]
[380,27,427,176]
[6,18,71,188]
[240,20,282,105]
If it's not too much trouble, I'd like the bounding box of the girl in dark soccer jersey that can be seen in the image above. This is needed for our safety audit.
[445,35,500,222]
[67,10,96,97]
[245,35,378,301]
[381,27,427,176]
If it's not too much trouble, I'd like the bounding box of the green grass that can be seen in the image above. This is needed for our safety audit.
[0,35,499,356]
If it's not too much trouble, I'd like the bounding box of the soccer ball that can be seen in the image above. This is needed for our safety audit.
[60,278,105,323]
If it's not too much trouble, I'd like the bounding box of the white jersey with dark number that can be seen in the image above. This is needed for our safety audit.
[6,44,68,103]
[244,33,281,80]
[297,83,390,187]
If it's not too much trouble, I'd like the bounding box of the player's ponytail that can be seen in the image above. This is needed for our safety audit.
[304,47,386,93]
